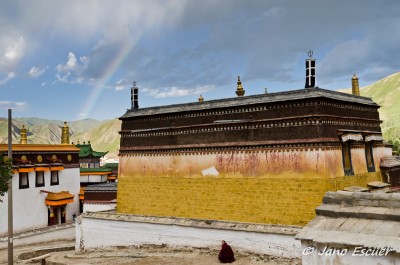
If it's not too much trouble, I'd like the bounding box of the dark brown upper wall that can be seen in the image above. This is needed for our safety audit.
[119,88,381,150]
[121,99,379,131]
[120,119,381,149]
[120,125,321,148]
[85,191,116,201]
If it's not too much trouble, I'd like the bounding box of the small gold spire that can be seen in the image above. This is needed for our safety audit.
[236,76,245,97]
[198,95,204,102]
[352,73,360,96]
[20,125,27,144]
[61,121,70,144]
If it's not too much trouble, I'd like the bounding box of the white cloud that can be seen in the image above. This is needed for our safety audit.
[55,52,87,83]
[4,36,25,61]
[319,21,400,84]
[0,101,28,111]
[0,72,16,85]
[2,0,400,97]
[143,85,213,98]
[0,36,26,72]
[66,53,77,69]
[56,52,78,73]
[114,80,126,91]
[28,66,46,78]
[262,7,283,18]
[7,72,15,78]
[2,1,185,45]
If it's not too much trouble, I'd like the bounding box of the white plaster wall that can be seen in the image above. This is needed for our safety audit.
[80,175,108,183]
[60,168,81,223]
[76,217,301,258]
[374,146,393,168]
[0,224,75,249]
[301,242,399,265]
[0,168,80,235]
[83,203,116,213]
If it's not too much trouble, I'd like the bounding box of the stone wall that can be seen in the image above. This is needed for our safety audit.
[296,191,400,265]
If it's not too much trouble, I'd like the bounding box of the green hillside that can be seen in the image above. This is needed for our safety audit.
[70,119,121,156]
[340,72,400,151]
[69,119,103,133]
[362,72,400,122]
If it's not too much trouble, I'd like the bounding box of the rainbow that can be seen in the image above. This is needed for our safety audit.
[77,40,134,120]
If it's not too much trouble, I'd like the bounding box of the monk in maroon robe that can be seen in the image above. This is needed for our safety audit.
[218,240,235,263]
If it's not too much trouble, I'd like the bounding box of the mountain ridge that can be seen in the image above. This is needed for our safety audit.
[0,118,120,156]
[1,72,399,155]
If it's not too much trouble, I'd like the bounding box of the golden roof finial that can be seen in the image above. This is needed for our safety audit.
[352,73,360,96]
[61,121,70,144]
[236,75,245,97]
[198,95,204,102]
[20,124,27,144]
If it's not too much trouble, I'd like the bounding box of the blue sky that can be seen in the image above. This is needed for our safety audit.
[1,0,400,121]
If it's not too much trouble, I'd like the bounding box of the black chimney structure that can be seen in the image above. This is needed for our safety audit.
[305,50,316,88]
[131,81,139,110]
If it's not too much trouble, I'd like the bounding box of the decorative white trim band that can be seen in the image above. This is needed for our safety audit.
[341,133,363,142]
[365,134,383,142]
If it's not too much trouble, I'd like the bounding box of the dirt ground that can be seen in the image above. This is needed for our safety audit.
[0,240,73,264]
[49,245,301,265]
[0,241,301,265]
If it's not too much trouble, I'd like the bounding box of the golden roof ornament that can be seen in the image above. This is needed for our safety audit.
[198,95,204,102]
[352,73,360,96]
[61,121,70,144]
[20,125,27,144]
[236,76,245,97]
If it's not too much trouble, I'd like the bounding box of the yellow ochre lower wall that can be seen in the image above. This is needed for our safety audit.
[117,170,381,226]
[117,146,391,226]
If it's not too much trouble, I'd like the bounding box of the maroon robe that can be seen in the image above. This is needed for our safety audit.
[218,242,235,263]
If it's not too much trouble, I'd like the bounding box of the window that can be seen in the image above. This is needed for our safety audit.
[50,171,59,186]
[36,171,45,187]
[342,142,354,176]
[19,172,29,189]
[365,142,375,172]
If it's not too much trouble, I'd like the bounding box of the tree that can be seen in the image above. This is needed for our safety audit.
[0,155,13,202]
[394,139,400,154]
[388,139,400,155]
